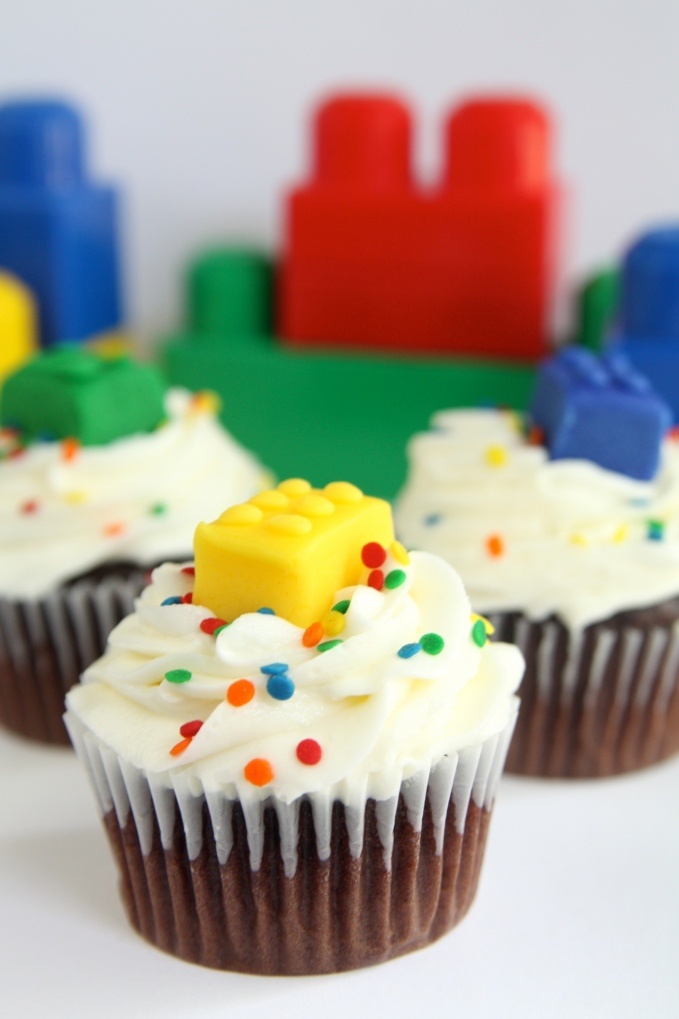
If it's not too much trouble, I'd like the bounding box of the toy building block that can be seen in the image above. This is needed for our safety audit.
[0,99,122,346]
[189,249,273,339]
[193,479,394,626]
[575,267,620,351]
[279,93,561,359]
[610,227,679,420]
[162,245,537,500]
[531,347,671,480]
[0,347,166,445]
[0,271,36,382]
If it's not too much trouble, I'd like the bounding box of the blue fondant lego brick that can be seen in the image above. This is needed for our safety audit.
[531,347,671,480]
[0,99,121,346]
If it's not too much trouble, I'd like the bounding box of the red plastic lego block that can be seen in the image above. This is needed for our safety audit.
[279,93,561,359]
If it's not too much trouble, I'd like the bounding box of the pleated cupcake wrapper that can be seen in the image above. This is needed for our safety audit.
[0,572,146,744]
[65,702,518,974]
[488,612,679,778]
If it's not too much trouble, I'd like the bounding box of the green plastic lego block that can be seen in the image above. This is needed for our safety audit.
[0,346,167,445]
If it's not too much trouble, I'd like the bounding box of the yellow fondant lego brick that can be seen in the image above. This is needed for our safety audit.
[193,480,394,626]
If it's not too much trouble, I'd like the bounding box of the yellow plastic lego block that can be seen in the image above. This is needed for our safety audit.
[0,272,36,382]
[193,479,394,626]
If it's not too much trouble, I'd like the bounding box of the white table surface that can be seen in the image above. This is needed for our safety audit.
[2,725,677,1019]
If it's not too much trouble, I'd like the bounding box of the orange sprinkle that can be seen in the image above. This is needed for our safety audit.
[170,736,192,757]
[669,425,679,442]
[302,621,324,647]
[527,425,544,446]
[226,679,255,707]
[103,522,125,538]
[61,437,80,462]
[486,534,505,557]
[244,758,274,787]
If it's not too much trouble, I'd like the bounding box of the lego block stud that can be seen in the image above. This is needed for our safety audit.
[0,271,37,382]
[443,98,550,192]
[0,99,84,187]
[193,479,394,626]
[189,248,273,337]
[530,347,671,480]
[620,227,679,339]
[313,94,413,190]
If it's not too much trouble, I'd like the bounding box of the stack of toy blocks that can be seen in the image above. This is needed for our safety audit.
[280,93,561,358]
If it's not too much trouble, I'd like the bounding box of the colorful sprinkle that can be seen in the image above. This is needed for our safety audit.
[471,619,488,647]
[647,519,665,541]
[296,739,322,765]
[470,613,495,636]
[260,662,289,675]
[61,437,80,462]
[332,599,351,614]
[318,639,343,653]
[227,679,255,707]
[181,592,193,604]
[570,532,589,547]
[527,424,544,446]
[191,390,222,415]
[322,610,346,636]
[181,566,195,576]
[390,540,410,565]
[362,541,387,568]
[213,624,229,637]
[257,607,275,615]
[612,525,629,544]
[398,642,421,659]
[668,425,679,441]
[421,632,445,655]
[384,569,406,590]
[63,490,87,504]
[103,522,125,538]
[424,513,441,526]
[20,500,38,515]
[200,617,226,634]
[161,596,182,606]
[150,503,167,516]
[165,668,192,684]
[179,720,203,738]
[244,758,274,787]
[486,534,505,557]
[170,736,192,757]
[302,621,324,647]
[485,444,508,467]
[266,673,295,700]
[367,569,384,591]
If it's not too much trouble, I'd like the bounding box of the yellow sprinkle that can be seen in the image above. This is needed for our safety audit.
[219,503,264,526]
[485,444,508,468]
[265,514,312,536]
[612,525,629,544]
[324,481,363,504]
[390,540,410,565]
[278,478,311,497]
[190,390,222,415]
[63,490,88,504]
[470,612,495,635]
[570,532,589,547]
[250,489,289,511]
[294,494,335,517]
[322,610,346,636]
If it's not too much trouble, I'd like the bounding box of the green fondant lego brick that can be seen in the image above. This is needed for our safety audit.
[0,347,167,444]
[189,249,274,339]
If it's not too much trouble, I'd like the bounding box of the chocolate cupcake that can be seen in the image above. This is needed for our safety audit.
[0,347,268,744]
[396,349,679,778]
[65,479,522,974]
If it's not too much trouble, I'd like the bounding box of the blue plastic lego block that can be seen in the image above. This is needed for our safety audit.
[608,227,679,422]
[530,347,671,480]
[0,99,121,346]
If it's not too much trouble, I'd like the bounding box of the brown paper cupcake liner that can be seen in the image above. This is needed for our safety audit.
[488,601,679,778]
[65,705,518,975]
[0,566,148,744]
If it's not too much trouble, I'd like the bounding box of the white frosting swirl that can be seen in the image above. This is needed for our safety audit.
[0,390,269,598]
[395,409,679,631]
[66,552,523,805]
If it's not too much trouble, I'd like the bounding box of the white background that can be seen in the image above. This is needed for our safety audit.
[3,0,679,341]
[2,5,679,1016]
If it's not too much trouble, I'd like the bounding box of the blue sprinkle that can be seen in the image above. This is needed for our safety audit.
[266,673,295,701]
[260,662,289,675]
[257,607,275,615]
[161,596,182,606]
[398,642,422,659]
[630,497,650,508]
[424,513,441,527]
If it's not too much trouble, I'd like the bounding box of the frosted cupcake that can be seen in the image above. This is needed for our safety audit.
[65,479,522,974]
[0,347,268,743]
[396,349,679,777]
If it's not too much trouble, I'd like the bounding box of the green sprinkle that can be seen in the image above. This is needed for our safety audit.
[318,639,343,653]
[150,502,168,516]
[165,668,192,684]
[384,569,406,590]
[421,632,444,655]
[332,599,351,614]
[213,624,229,637]
[647,519,665,542]
[471,619,487,648]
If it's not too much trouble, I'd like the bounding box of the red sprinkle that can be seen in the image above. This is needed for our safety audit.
[361,541,387,568]
[20,500,39,515]
[181,592,193,604]
[296,738,322,765]
[181,566,196,576]
[179,720,203,738]
[527,425,544,446]
[8,447,25,460]
[367,569,384,591]
[200,617,226,635]
[669,426,679,442]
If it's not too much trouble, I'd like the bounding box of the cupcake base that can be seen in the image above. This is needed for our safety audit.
[0,564,148,745]
[490,601,679,778]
